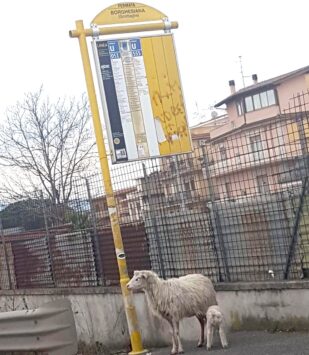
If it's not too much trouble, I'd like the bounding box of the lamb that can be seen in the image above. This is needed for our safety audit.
[127,270,217,354]
[206,305,228,350]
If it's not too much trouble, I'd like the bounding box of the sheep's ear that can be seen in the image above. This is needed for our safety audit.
[134,271,144,279]
[140,271,148,279]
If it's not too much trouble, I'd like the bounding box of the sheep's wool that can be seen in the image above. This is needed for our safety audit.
[142,271,217,321]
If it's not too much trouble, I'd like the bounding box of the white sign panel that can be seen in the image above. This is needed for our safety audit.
[93,34,192,163]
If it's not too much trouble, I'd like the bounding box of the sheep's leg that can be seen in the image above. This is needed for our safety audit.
[196,315,205,347]
[174,320,184,354]
[219,324,228,349]
[167,319,178,355]
[206,321,214,351]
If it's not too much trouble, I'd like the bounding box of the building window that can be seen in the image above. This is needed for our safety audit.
[198,139,208,146]
[225,182,232,198]
[169,160,176,173]
[184,179,196,191]
[236,101,243,116]
[249,134,264,160]
[190,179,196,190]
[245,96,254,112]
[244,89,277,113]
[170,183,177,194]
[267,89,276,105]
[187,158,194,168]
[253,94,261,110]
[260,91,268,107]
[256,174,270,194]
[219,144,227,160]
[235,152,241,164]
[250,134,263,153]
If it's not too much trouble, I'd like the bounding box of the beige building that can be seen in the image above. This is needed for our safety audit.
[209,65,309,200]
[92,186,141,225]
[214,66,309,138]
[141,65,309,211]
[93,65,309,219]
[153,114,228,211]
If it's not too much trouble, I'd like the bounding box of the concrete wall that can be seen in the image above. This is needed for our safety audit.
[0,281,309,350]
[0,288,170,350]
[217,281,309,331]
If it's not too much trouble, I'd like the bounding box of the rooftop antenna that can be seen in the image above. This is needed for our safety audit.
[195,101,200,116]
[239,56,252,88]
[239,55,246,88]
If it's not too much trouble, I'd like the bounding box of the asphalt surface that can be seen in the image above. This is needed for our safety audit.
[151,331,309,355]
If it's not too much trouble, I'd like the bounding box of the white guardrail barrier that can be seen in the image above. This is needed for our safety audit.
[0,298,78,354]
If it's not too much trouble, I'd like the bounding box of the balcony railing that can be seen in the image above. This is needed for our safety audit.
[206,146,299,177]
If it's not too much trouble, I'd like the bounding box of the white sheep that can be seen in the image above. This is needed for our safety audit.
[206,305,228,350]
[127,270,217,354]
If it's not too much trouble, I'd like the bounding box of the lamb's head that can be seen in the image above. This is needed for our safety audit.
[208,308,223,326]
[127,270,155,290]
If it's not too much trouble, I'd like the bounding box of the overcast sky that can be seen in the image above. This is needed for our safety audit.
[0,0,308,126]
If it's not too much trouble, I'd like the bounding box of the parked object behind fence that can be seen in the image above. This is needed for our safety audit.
[127,270,217,354]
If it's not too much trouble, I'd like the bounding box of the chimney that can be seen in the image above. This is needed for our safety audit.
[229,80,236,94]
[252,74,258,84]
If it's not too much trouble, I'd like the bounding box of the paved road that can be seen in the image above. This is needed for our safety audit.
[151,331,309,355]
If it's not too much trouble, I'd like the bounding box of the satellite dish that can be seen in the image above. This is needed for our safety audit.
[211,110,218,119]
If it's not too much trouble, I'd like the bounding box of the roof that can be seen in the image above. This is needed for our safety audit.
[210,112,296,142]
[190,114,228,141]
[215,64,309,107]
[191,132,210,141]
[189,113,228,129]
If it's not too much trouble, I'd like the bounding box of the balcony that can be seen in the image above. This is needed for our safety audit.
[205,146,297,177]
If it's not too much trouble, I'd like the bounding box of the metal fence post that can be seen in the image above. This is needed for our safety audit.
[85,178,105,286]
[40,191,55,286]
[284,177,308,279]
[284,110,309,278]
[142,164,166,279]
[174,155,186,211]
[202,145,230,281]
[0,216,12,289]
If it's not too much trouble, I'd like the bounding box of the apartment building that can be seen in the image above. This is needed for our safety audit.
[209,65,309,199]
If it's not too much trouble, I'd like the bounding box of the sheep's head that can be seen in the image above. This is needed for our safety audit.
[127,270,151,290]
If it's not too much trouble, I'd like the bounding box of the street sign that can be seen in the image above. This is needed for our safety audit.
[93,34,192,163]
[70,3,189,353]
[92,2,167,25]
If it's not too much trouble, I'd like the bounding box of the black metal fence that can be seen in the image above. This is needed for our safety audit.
[1,91,309,288]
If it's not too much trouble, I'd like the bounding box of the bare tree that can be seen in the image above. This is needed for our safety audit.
[0,88,95,204]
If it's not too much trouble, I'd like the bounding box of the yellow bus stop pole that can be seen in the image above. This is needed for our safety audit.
[70,20,147,355]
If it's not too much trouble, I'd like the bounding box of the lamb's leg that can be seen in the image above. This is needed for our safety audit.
[219,324,228,349]
[196,315,205,347]
[174,320,184,354]
[206,321,214,351]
